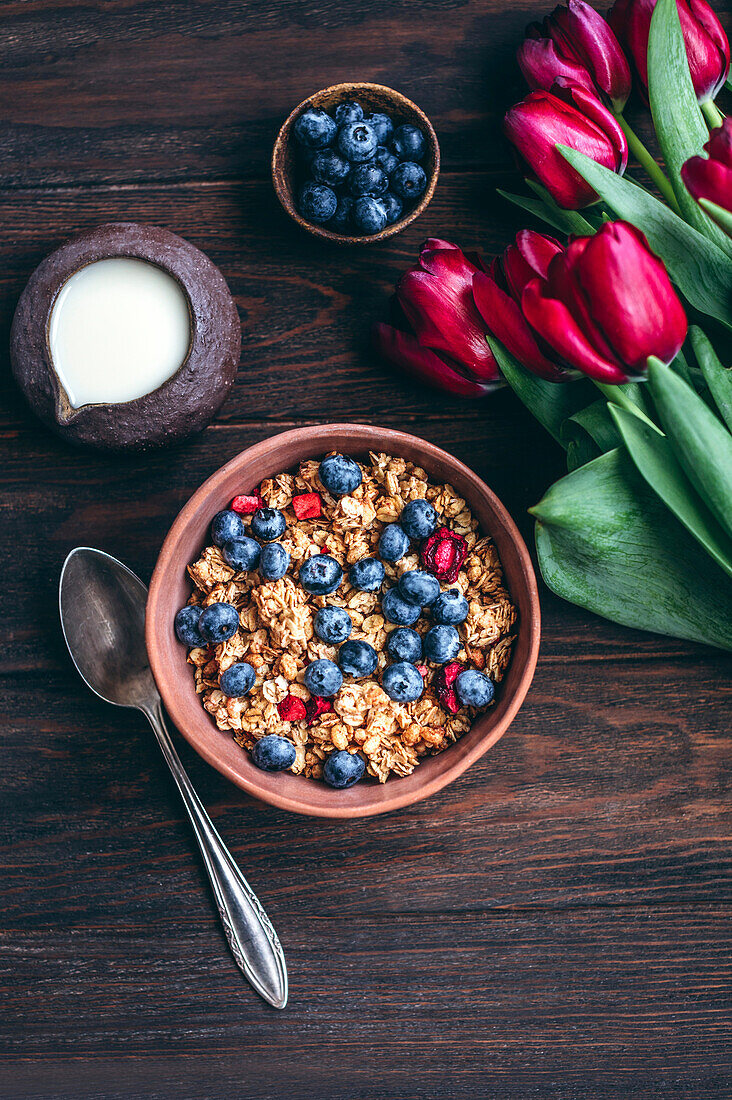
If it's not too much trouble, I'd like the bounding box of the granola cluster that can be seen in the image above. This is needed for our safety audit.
[184,452,517,783]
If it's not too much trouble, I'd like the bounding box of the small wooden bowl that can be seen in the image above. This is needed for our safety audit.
[146,424,541,818]
[272,82,440,245]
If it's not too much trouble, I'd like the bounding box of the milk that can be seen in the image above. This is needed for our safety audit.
[48,258,191,408]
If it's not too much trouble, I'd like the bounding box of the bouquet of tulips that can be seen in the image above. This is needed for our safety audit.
[374,0,732,652]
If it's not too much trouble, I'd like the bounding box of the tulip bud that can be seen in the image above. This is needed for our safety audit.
[473,230,568,381]
[518,0,632,111]
[504,79,629,208]
[521,221,687,383]
[681,117,732,234]
[608,0,730,104]
[371,240,501,396]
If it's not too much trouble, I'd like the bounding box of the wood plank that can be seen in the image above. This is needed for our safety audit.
[1,909,729,1098]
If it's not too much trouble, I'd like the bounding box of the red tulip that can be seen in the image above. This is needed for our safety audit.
[504,79,629,208]
[521,221,687,383]
[681,116,732,232]
[472,230,569,380]
[608,0,730,103]
[518,0,632,110]
[372,240,500,396]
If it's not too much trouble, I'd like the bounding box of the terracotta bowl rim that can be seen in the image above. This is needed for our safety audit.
[146,424,540,818]
[271,81,440,245]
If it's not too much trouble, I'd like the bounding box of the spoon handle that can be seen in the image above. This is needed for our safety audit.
[143,698,288,1009]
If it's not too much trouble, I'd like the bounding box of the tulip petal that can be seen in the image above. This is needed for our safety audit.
[517,36,595,95]
[502,229,564,299]
[372,323,496,396]
[565,0,632,108]
[398,260,499,380]
[522,276,630,383]
[473,272,567,381]
[571,222,687,371]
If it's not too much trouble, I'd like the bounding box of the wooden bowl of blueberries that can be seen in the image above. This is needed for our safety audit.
[272,82,440,244]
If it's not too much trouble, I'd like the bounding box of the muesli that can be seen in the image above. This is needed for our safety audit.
[174,452,517,788]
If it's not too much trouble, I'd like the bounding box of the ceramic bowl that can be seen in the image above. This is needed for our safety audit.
[271,82,440,244]
[146,424,540,818]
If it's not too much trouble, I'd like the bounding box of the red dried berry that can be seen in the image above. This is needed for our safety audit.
[304,695,333,725]
[434,661,464,715]
[292,492,322,519]
[231,494,263,515]
[277,694,307,722]
[420,526,468,583]
[415,664,428,679]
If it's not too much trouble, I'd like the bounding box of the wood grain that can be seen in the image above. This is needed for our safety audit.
[0,0,730,1096]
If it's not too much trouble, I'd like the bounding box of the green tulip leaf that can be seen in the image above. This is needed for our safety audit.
[558,146,732,329]
[524,180,597,235]
[689,326,732,431]
[497,188,586,237]
[647,357,732,539]
[647,0,732,252]
[530,447,732,651]
[561,400,623,463]
[610,404,732,578]
[487,335,595,446]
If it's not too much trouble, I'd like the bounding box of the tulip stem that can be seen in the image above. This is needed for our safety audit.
[701,99,725,129]
[615,114,683,216]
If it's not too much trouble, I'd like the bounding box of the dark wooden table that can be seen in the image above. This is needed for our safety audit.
[1,3,730,1097]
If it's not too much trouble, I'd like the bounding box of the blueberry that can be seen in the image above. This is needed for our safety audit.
[175,605,206,647]
[365,112,393,144]
[398,569,440,607]
[294,108,336,149]
[222,537,261,572]
[374,145,399,175]
[351,196,387,235]
[304,658,343,697]
[382,662,424,703]
[338,639,378,678]
[423,624,461,664]
[335,100,364,127]
[311,148,351,188]
[455,669,495,708]
[198,602,240,644]
[337,120,378,163]
[219,661,256,697]
[391,123,426,162]
[391,161,427,201]
[314,605,353,645]
[349,162,388,197]
[400,498,438,540]
[328,195,354,234]
[298,181,337,224]
[378,523,410,562]
[386,627,422,663]
[323,749,366,788]
[251,507,286,542]
[381,192,404,225]
[382,587,421,626]
[432,588,469,625]
[259,543,290,580]
[299,554,343,595]
[348,557,385,592]
[319,454,363,496]
[252,734,297,772]
[211,509,246,548]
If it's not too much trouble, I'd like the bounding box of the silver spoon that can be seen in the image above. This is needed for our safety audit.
[59,546,288,1010]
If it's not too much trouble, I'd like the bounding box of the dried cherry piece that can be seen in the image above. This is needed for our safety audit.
[434,660,464,715]
[420,526,468,583]
[277,694,307,722]
[231,493,264,515]
[304,695,333,725]
[292,492,322,519]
